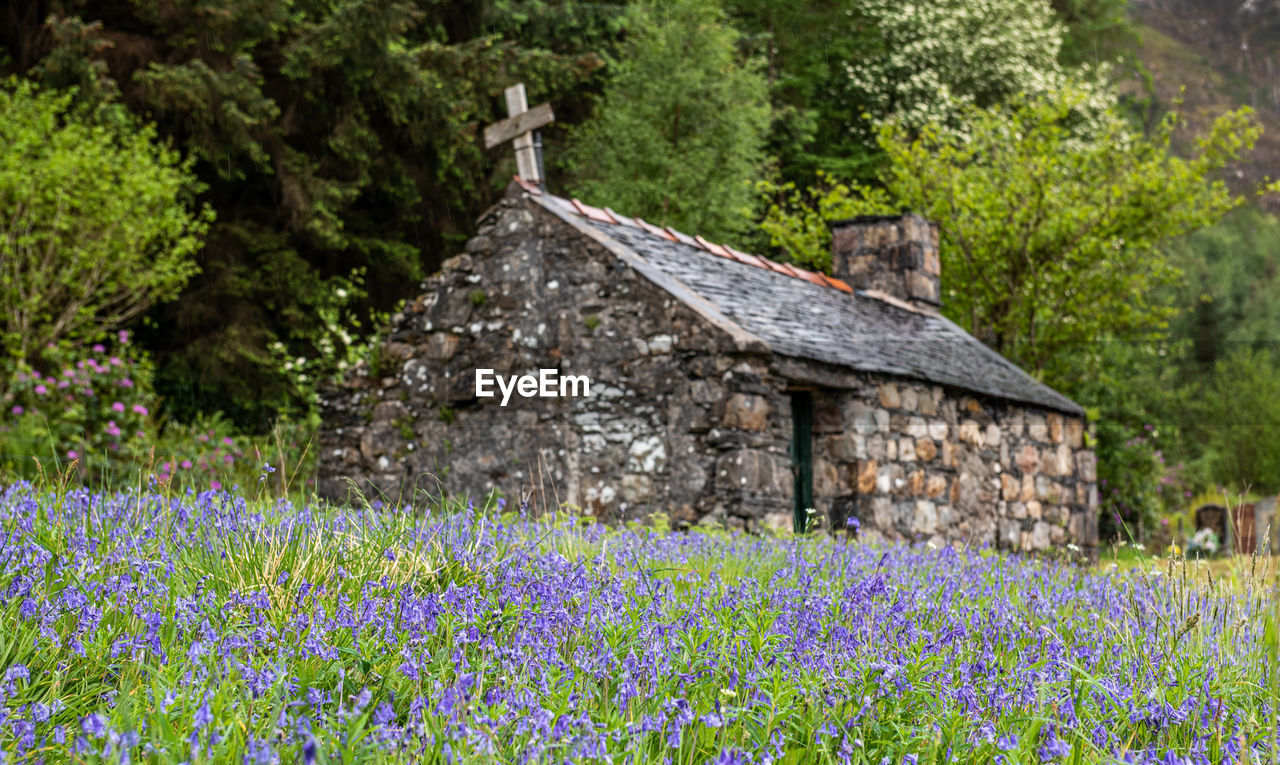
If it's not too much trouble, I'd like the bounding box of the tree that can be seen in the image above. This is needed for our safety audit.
[1196,348,1280,493]
[0,78,209,360]
[725,0,1131,186]
[1,1,609,429]
[564,0,771,242]
[760,88,1262,384]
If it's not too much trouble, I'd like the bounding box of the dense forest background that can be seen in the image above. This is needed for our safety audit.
[2,0,1280,541]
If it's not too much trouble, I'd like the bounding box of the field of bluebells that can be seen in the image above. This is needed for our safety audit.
[2,483,1279,764]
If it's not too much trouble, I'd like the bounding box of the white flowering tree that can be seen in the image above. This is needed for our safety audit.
[838,0,1112,135]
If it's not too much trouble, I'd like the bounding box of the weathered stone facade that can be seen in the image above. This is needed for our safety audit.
[320,182,1098,555]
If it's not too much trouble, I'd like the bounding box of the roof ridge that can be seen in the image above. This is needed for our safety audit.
[513,176,853,295]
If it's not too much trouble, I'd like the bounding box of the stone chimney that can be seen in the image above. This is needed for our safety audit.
[830,213,940,313]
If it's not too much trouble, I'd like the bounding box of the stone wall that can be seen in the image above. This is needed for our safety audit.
[320,188,1098,554]
[796,373,1097,552]
[319,191,792,527]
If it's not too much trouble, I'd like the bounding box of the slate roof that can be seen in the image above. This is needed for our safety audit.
[515,179,1084,416]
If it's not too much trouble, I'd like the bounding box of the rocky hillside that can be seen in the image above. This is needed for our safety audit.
[1129,0,1280,208]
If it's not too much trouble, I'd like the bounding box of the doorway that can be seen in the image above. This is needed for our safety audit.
[789,392,813,533]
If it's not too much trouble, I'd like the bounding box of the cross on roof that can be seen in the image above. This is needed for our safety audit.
[484,83,554,185]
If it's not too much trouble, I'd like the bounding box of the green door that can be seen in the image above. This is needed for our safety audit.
[789,392,814,533]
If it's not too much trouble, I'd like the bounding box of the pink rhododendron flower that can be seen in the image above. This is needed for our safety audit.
[109,357,122,366]
[92,344,105,353]
[112,402,125,412]
[11,405,23,415]
[181,460,192,469]
[222,437,234,446]
[66,450,78,460]
[118,330,129,344]
[119,379,133,388]
[132,404,148,416]
[210,480,222,490]
[34,385,47,395]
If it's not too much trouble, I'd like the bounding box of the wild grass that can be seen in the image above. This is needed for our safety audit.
[1,482,1278,763]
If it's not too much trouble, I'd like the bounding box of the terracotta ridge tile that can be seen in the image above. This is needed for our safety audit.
[513,175,543,195]
[570,198,617,224]
[693,235,732,259]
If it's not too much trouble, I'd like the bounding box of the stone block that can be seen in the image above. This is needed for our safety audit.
[1076,450,1097,482]
[958,419,983,446]
[879,383,901,408]
[1000,473,1019,501]
[855,460,878,493]
[715,449,788,496]
[872,496,893,530]
[907,469,925,494]
[928,420,949,440]
[814,458,841,496]
[1010,502,1027,519]
[1026,500,1042,519]
[1020,474,1035,503]
[899,437,917,462]
[1041,447,1059,477]
[426,331,460,361]
[372,400,409,423]
[852,403,879,435]
[998,519,1020,549]
[915,438,937,462]
[1014,444,1040,474]
[984,424,1001,447]
[941,440,957,468]
[1036,475,1067,504]
[814,402,844,434]
[1027,415,1048,442]
[911,500,938,535]
[722,393,770,431]
[901,386,919,412]
[824,433,861,461]
[905,416,929,439]
[1065,417,1084,448]
[621,474,653,503]
[1031,521,1052,550]
[1054,443,1074,476]
[1048,413,1064,443]
[926,474,948,499]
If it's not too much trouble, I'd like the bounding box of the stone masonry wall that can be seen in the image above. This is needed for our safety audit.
[320,189,793,528]
[799,372,1098,553]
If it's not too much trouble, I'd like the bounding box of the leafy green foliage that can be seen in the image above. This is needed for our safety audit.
[0,78,209,360]
[4,0,604,429]
[1050,0,1140,69]
[732,0,1122,185]
[565,0,770,241]
[1193,348,1280,494]
[760,89,1259,383]
[1167,206,1280,369]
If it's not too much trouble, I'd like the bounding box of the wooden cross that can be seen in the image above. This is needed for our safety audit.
[484,83,555,185]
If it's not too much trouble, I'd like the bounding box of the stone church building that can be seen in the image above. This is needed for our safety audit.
[319,178,1098,554]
